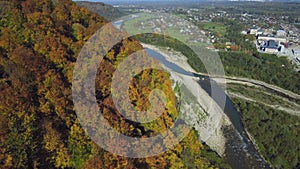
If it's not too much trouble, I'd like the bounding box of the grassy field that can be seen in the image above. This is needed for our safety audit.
[202,22,227,36]
[122,14,154,34]
[123,13,207,47]
[123,14,188,42]
[166,27,191,43]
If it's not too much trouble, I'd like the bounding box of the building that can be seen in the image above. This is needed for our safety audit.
[241,30,247,35]
[206,46,216,50]
[261,40,279,53]
[256,29,264,36]
[249,28,258,35]
[292,57,300,67]
[263,29,274,35]
[292,49,300,55]
[277,30,287,37]
[257,35,287,43]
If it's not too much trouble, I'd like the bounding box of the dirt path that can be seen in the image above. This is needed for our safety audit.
[202,75,300,101]
[228,92,300,116]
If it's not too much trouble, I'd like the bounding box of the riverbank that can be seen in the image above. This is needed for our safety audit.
[142,43,231,155]
[244,128,273,168]
[142,43,271,169]
[141,43,196,72]
[142,44,234,154]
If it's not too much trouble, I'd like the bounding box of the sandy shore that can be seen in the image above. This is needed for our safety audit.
[142,43,196,72]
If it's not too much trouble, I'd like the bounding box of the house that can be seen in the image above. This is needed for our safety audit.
[263,29,274,35]
[249,28,258,35]
[241,30,247,35]
[277,30,287,37]
[206,46,216,50]
[225,42,233,46]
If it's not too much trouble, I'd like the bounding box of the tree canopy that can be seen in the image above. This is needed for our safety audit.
[0,0,229,168]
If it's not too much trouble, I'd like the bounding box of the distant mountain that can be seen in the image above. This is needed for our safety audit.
[75,0,300,4]
[76,1,124,21]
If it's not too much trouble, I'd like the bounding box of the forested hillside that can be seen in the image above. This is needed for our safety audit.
[76,1,123,21]
[0,0,228,168]
[232,98,300,169]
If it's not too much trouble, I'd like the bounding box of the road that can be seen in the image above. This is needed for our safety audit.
[228,92,300,116]
[193,72,300,101]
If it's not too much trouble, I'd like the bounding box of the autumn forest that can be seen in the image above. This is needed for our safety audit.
[0,0,229,169]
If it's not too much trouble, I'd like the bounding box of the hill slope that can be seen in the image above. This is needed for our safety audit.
[76,1,123,21]
[0,0,229,168]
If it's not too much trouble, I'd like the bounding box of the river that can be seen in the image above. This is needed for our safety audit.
[145,48,271,169]
[112,17,271,168]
